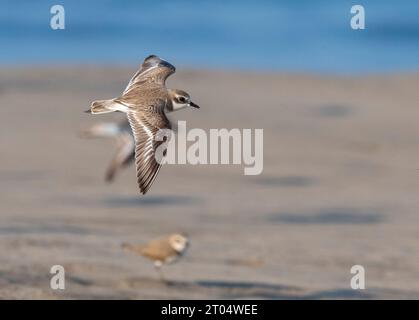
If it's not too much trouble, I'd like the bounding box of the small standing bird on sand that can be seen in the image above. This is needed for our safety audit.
[80,119,135,182]
[87,55,200,194]
[122,233,189,281]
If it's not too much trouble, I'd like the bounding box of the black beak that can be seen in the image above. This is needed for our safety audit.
[190,101,200,109]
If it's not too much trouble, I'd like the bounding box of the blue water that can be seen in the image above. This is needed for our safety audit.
[1,0,419,73]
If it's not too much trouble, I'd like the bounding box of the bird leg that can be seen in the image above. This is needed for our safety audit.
[154,262,167,283]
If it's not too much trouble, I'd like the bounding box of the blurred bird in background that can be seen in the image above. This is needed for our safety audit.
[122,233,189,281]
[80,119,135,182]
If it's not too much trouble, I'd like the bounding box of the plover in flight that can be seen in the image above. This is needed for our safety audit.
[87,55,199,194]
[80,119,135,182]
[122,233,189,281]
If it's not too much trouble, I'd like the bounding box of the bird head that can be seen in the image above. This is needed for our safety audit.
[169,89,199,111]
[169,233,189,253]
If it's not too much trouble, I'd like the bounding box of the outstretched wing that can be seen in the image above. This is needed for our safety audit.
[123,55,175,94]
[126,104,171,194]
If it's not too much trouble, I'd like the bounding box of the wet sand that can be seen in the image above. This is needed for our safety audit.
[0,67,419,299]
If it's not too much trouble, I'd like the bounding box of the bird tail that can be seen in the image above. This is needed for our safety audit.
[121,243,145,255]
[88,99,119,114]
[121,242,136,252]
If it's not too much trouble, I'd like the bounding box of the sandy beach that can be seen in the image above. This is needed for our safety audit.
[1,67,419,299]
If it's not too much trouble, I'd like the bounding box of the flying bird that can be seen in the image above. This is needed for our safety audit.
[80,119,135,182]
[87,55,199,194]
[122,233,189,281]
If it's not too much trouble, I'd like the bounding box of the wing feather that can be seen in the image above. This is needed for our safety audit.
[126,106,171,194]
[123,55,175,94]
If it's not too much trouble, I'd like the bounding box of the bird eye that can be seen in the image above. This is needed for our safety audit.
[178,97,186,103]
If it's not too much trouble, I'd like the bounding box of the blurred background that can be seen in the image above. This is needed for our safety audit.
[1,0,419,299]
[2,0,419,72]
